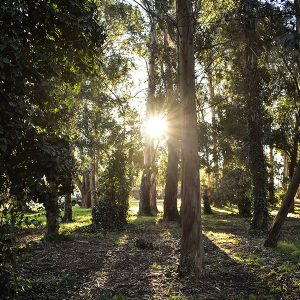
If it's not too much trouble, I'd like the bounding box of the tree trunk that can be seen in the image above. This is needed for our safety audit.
[268,146,276,205]
[63,193,73,223]
[237,199,252,217]
[288,113,299,212]
[139,169,152,216]
[82,173,91,208]
[150,169,158,214]
[203,187,213,215]
[243,0,268,231]
[90,165,96,208]
[139,14,158,216]
[45,182,59,236]
[75,174,91,208]
[164,138,180,221]
[208,72,219,189]
[163,28,180,222]
[177,0,204,276]
[264,160,300,247]
[295,0,300,33]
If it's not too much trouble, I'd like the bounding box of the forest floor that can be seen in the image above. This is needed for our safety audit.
[15,201,300,300]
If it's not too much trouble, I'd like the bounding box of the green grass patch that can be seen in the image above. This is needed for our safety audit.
[24,273,77,293]
[277,241,300,260]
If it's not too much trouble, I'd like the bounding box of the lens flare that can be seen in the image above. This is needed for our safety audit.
[144,115,167,139]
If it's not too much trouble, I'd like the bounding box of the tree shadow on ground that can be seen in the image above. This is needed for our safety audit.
[16,213,287,300]
[16,233,111,300]
[70,218,157,299]
[177,235,277,300]
[72,217,277,300]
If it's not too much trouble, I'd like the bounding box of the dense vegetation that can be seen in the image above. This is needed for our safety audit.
[1,0,300,299]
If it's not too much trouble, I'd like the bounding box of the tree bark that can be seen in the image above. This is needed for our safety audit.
[237,198,252,217]
[264,160,300,247]
[139,13,158,216]
[82,173,91,208]
[208,72,219,189]
[75,174,91,208]
[295,0,300,33]
[45,182,59,236]
[177,0,204,276]
[63,193,73,223]
[268,146,276,205]
[243,0,268,230]
[150,169,158,214]
[164,137,180,221]
[288,113,299,212]
[163,28,180,222]
[203,187,213,215]
[139,169,152,216]
[90,165,96,208]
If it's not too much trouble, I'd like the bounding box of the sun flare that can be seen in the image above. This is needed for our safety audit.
[144,115,168,139]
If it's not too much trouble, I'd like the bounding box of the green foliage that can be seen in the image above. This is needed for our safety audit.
[277,241,300,260]
[92,149,133,231]
[211,167,252,216]
[0,198,25,298]
[0,0,105,295]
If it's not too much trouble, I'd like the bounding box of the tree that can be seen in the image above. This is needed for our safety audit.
[264,160,300,247]
[177,0,204,276]
[242,0,268,230]
[162,1,180,222]
[0,0,105,237]
[139,0,159,216]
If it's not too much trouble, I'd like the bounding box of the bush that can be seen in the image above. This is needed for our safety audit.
[92,149,132,231]
[211,167,252,217]
[0,198,26,298]
[92,198,127,231]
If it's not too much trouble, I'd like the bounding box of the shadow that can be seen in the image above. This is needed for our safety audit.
[176,236,278,300]
[17,210,292,300]
[72,219,157,299]
[15,230,110,300]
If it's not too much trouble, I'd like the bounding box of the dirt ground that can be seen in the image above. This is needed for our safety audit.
[15,210,300,300]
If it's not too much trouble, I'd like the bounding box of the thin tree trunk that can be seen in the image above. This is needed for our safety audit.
[264,160,300,247]
[268,146,276,205]
[63,193,73,223]
[288,113,299,212]
[150,168,158,214]
[243,0,268,230]
[177,0,204,276]
[45,182,59,236]
[139,14,157,216]
[75,174,91,208]
[139,168,152,216]
[82,173,91,208]
[295,0,300,33]
[237,198,252,217]
[163,28,180,222]
[164,138,180,221]
[203,187,213,215]
[90,163,96,208]
[208,72,219,189]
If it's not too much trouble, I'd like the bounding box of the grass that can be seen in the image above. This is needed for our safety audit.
[25,206,92,234]
[276,241,300,260]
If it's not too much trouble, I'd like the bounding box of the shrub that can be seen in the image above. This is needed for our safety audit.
[0,198,26,297]
[211,167,252,217]
[92,149,132,231]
